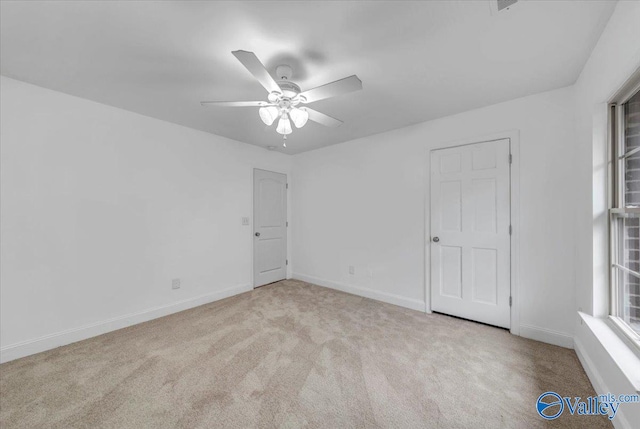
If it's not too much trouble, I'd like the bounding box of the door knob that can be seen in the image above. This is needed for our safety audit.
[255,232,260,237]
[432,237,439,243]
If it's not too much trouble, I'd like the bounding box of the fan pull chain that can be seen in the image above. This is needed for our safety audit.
[282,135,287,148]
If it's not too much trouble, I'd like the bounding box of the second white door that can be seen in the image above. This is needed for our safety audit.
[430,139,511,328]
[253,169,287,288]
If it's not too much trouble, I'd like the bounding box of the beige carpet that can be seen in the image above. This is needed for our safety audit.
[0,280,610,428]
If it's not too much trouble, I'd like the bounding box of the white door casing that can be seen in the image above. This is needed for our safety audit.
[430,139,511,328]
[253,169,287,287]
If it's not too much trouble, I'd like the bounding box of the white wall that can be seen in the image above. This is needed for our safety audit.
[572,2,640,428]
[0,76,292,362]
[292,85,576,347]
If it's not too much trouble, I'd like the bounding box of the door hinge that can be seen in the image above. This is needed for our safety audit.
[286,259,288,265]
[509,296,512,307]
[286,183,289,189]
[509,153,513,164]
[509,225,512,235]
[286,221,289,227]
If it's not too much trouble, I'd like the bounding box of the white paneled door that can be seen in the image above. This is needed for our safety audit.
[430,139,511,328]
[253,169,287,287]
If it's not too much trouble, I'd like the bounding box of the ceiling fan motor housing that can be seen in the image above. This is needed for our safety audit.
[278,80,301,99]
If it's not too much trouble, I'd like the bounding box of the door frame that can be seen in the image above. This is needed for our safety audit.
[252,167,290,289]
[424,130,521,336]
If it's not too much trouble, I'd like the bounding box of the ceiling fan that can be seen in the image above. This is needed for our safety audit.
[201,50,362,147]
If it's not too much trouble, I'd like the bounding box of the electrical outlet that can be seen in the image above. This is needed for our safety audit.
[242,217,250,226]
[172,278,181,289]
[349,266,355,275]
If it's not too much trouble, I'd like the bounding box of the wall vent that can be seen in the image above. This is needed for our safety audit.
[496,0,518,12]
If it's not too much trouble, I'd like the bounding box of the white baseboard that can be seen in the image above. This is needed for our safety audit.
[293,273,426,312]
[574,337,632,429]
[294,274,575,350]
[519,323,574,349]
[0,283,252,364]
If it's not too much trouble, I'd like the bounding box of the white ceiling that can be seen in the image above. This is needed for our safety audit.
[0,1,615,154]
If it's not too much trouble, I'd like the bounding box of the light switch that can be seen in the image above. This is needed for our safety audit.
[242,217,250,226]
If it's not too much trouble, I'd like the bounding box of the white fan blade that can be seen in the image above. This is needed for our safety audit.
[305,107,343,128]
[200,101,270,107]
[300,75,362,103]
[232,50,282,94]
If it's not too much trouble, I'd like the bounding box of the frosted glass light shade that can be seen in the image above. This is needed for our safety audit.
[276,114,292,135]
[259,106,279,126]
[289,107,309,128]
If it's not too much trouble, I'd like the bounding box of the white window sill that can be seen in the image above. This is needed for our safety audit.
[579,311,640,393]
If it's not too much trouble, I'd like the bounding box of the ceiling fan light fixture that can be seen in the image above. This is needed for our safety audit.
[289,107,309,128]
[276,113,292,135]
[259,106,279,126]
[201,51,362,142]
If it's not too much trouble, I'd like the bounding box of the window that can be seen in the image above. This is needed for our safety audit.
[610,78,640,345]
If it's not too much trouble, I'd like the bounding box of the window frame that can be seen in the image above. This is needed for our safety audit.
[608,70,640,352]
